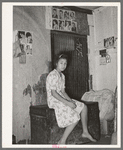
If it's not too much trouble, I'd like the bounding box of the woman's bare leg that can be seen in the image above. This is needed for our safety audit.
[58,121,78,144]
[81,104,96,142]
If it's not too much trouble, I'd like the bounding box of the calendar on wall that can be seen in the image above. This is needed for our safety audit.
[45,6,77,32]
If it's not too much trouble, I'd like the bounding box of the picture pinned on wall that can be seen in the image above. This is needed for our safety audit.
[13,30,33,59]
[18,31,26,63]
[104,36,114,49]
[100,57,106,65]
[64,10,69,20]
[13,30,26,58]
[59,9,64,19]
[46,6,77,32]
[52,19,59,30]
[25,31,33,55]
[26,44,32,55]
[20,43,26,55]
[99,49,107,65]
[64,20,71,31]
[26,32,33,44]
[52,7,58,19]
[13,31,21,58]
[59,20,65,30]
[71,21,77,32]
[18,31,27,45]
[69,11,75,20]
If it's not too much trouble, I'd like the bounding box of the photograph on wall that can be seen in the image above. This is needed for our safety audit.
[18,31,26,64]
[52,19,59,30]
[52,7,58,19]
[64,20,71,31]
[104,36,114,49]
[19,43,26,55]
[18,31,27,45]
[59,9,64,19]
[13,30,22,58]
[69,11,75,20]
[59,20,65,30]
[26,32,33,44]
[64,10,69,20]
[25,31,33,55]
[26,44,32,55]
[13,30,26,58]
[71,21,77,32]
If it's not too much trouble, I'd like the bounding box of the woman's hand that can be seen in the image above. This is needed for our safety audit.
[68,99,76,105]
[67,101,77,109]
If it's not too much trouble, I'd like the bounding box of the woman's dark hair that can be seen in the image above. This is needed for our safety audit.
[18,31,25,39]
[54,53,68,68]
[53,19,58,25]
[26,32,32,38]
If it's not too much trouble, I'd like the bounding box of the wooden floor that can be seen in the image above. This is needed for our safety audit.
[17,134,112,145]
[85,134,111,145]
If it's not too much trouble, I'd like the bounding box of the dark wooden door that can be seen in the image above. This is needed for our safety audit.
[51,31,89,100]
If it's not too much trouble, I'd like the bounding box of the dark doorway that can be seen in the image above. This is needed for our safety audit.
[51,30,89,100]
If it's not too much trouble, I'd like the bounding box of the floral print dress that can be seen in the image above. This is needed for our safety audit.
[46,69,84,128]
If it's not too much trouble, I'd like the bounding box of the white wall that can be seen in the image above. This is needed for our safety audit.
[87,6,117,92]
[13,6,51,142]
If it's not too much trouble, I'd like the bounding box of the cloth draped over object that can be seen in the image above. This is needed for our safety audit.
[81,89,114,120]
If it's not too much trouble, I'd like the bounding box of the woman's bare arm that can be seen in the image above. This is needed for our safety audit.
[51,89,76,109]
[61,88,72,101]
[61,88,76,106]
